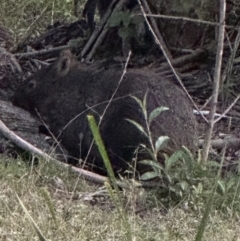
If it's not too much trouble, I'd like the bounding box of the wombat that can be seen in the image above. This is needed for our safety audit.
[13,50,197,174]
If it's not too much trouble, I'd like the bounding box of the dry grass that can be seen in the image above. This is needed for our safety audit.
[0,0,81,45]
[1,1,240,240]
[0,156,240,241]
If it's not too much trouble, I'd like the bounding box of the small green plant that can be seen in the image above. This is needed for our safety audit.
[126,93,170,162]
[127,94,215,206]
[108,10,145,43]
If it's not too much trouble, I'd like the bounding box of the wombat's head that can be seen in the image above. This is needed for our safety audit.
[12,50,79,112]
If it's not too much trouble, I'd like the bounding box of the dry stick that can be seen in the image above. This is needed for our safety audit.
[85,0,131,61]
[145,13,237,30]
[140,0,172,60]
[0,119,161,188]
[202,0,226,163]
[222,26,240,89]
[198,137,240,149]
[214,94,240,123]
[14,45,69,59]
[0,48,22,73]
[0,120,106,182]
[85,28,109,62]
[138,0,208,123]
[80,0,128,60]
[79,0,117,58]
[0,120,53,161]
[156,48,207,72]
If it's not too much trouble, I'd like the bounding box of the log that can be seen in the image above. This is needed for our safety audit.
[0,100,67,160]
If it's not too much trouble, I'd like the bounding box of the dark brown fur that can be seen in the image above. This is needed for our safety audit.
[13,50,197,173]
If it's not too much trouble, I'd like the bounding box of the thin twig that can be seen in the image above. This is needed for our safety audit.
[144,13,237,30]
[85,28,109,62]
[140,0,172,60]
[221,26,240,87]
[36,110,68,163]
[214,94,240,123]
[202,0,226,163]
[14,45,69,59]
[80,0,129,60]
[80,0,118,58]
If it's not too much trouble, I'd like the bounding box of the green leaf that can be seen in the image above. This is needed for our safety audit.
[139,159,164,170]
[217,180,225,195]
[87,115,117,188]
[125,119,148,138]
[165,149,184,171]
[108,11,131,27]
[165,173,172,184]
[140,144,157,162]
[192,183,203,195]
[143,92,148,119]
[179,180,189,191]
[149,106,169,124]
[226,177,237,191]
[181,146,194,172]
[155,136,170,154]
[118,26,131,40]
[207,160,222,168]
[130,95,144,113]
[140,171,160,180]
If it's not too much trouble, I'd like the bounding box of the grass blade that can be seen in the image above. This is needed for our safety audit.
[15,192,48,241]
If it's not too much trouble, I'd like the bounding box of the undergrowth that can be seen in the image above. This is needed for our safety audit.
[86,94,240,240]
[1,155,240,241]
[1,1,240,240]
[0,0,79,45]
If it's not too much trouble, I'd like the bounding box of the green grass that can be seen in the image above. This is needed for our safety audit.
[2,1,240,240]
[0,155,240,241]
[0,0,81,45]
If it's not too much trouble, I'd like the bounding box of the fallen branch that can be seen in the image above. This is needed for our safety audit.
[14,45,69,59]
[156,48,207,72]
[80,0,128,60]
[0,118,107,182]
[199,137,240,149]
[202,0,226,162]
[0,118,161,188]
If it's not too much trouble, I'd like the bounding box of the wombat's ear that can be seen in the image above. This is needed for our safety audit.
[57,50,72,76]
